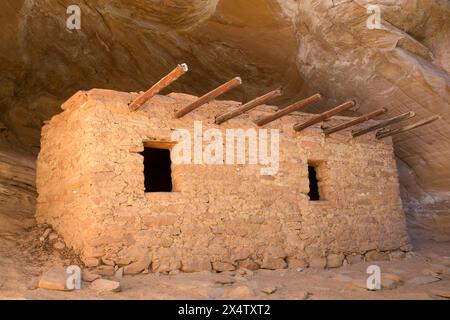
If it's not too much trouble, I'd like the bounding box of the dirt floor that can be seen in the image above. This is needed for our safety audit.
[0,215,449,300]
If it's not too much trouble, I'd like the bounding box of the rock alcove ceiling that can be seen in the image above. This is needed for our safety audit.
[0,0,449,236]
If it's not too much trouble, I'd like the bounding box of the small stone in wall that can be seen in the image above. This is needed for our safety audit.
[287,258,308,269]
[212,262,235,272]
[365,250,390,262]
[181,256,212,273]
[238,259,259,271]
[309,257,327,269]
[102,257,116,266]
[96,265,115,276]
[389,250,406,261]
[346,254,364,265]
[123,255,151,275]
[261,257,287,270]
[83,257,100,268]
[327,254,344,268]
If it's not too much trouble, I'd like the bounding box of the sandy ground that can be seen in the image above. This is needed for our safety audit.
[0,218,449,300]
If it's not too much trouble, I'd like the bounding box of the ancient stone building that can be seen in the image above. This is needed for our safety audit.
[36,88,410,274]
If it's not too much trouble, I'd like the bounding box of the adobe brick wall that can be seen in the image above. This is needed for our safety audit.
[36,89,410,273]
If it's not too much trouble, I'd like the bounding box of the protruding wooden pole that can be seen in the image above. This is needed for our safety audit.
[293,100,355,132]
[175,77,242,118]
[351,111,416,137]
[129,63,188,111]
[215,88,282,125]
[254,93,321,126]
[376,115,440,139]
[323,108,387,135]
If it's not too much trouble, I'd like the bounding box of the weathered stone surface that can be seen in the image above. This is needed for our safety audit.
[115,267,124,280]
[83,258,100,268]
[309,257,327,269]
[82,269,101,282]
[182,256,212,273]
[38,266,70,291]
[346,254,364,265]
[290,0,450,232]
[96,265,115,276]
[238,260,260,271]
[326,254,344,268]
[287,258,308,269]
[0,148,36,234]
[389,250,406,261]
[123,255,151,275]
[365,251,390,262]
[212,262,235,272]
[90,279,121,293]
[261,257,287,270]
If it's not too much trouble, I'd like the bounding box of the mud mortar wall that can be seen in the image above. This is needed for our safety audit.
[36,89,409,273]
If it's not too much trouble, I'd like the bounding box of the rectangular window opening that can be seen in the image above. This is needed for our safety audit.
[308,163,321,201]
[140,146,173,193]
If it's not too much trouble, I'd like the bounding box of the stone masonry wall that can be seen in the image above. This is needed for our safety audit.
[36,89,410,273]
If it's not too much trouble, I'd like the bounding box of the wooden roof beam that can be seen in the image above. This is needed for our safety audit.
[129,63,188,111]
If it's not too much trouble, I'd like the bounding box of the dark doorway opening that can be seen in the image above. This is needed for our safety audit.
[140,147,172,192]
[308,165,320,201]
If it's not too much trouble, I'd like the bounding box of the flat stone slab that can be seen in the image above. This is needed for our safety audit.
[406,275,441,286]
[39,266,71,291]
[90,279,121,293]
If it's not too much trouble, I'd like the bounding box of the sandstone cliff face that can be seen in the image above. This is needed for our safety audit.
[281,0,450,232]
[0,144,36,233]
[0,0,449,233]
